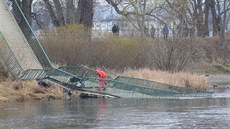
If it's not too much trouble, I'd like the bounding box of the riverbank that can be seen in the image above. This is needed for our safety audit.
[0,80,65,102]
[2,68,229,102]
[206,74,230,88]
[0,69,211,102]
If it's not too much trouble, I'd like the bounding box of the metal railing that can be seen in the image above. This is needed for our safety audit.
[80,77,213,98]
[115,76,212,94]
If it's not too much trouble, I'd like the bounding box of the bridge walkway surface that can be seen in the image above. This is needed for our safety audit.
[0,0,213,98]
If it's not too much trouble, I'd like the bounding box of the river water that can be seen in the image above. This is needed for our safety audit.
[1,92,230,129]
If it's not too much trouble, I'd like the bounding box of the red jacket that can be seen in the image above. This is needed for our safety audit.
[96,70,107,79]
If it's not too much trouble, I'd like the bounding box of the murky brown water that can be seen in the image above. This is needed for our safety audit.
[0,89,230,129]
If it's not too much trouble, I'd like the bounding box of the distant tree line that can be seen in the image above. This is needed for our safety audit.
[11,0,230,72]
[14,0,230,40]
[13,0,93,30]
[105,0,230,37]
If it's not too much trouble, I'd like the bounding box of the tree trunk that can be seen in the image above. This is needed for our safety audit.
[196,0,204,37]
[75,0,83,24]
[66,0,75,24]
[221,0,227,46]
[210,0,219,36]
[53,0,65,26]
[204,0,209,37]
[43,0,60,27]
[177,5,188,37]
[82,0,94,29]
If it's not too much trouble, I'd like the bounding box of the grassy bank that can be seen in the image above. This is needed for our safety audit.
[120,68,208,90]
[0,68,209,102]
[0,79,64,102]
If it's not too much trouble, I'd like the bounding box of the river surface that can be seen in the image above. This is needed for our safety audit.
[1,92,230,129]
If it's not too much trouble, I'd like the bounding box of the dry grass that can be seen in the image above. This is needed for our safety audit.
[0,80,64,102]
[121,68,208,90]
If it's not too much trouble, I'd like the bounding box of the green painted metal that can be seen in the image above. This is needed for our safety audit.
[58,66,114,80]
[65,65,211,97]
[21,67,83,86]
[20,69,47,80]
[59,66,96,78]
[80,77,213,98]
[115,76,211,94]
[62,66,212,97]
[46,68,82,84]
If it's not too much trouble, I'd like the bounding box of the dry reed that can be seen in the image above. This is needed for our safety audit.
[0,80,64,102]
[121,68,208,90]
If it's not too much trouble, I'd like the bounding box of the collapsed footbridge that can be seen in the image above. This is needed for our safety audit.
[0,0,212,99]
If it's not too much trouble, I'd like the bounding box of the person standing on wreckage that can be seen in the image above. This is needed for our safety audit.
[96,70,107,90]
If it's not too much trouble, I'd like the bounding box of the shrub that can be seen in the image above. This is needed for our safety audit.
[40,25,229,73]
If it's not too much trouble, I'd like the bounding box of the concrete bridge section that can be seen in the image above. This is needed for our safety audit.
[0,0,42,70]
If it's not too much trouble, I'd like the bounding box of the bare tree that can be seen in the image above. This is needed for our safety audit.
[82,0,94,29]
[66,0,75,24]
[210,0,220,36]
[43,0,60,26]
[53,0,65,26]
[75,0,82,24]
[40,0,93,30]
[105,0,230,38]
[220,0,228,46]
[105,0,166,36]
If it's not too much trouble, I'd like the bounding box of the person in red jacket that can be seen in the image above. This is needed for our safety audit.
[96,70,107,90]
